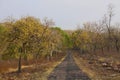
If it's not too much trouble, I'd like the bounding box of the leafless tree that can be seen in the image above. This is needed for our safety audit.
[102,4,115,51]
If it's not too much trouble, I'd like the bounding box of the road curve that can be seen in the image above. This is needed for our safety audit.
[48,52,91,80]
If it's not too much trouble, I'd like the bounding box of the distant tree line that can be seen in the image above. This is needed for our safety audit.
[71,4,120,54]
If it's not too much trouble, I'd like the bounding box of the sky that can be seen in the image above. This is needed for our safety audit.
[0,0,120,30]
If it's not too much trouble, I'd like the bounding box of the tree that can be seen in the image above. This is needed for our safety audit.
[102,4,114,51]
[111,24,120,52]
[71,28,91,53]
[7,16,43,72]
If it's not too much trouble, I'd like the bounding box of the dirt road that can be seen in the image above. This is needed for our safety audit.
[48,52,91,80]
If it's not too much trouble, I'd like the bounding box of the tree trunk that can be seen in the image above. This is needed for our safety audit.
[107,45,110,52]
[17,43,25,73]
[101,47,104,54]
[18,53,22,73]
[47,55,50,61]
[93,45,96,53]
[115,39,119,52]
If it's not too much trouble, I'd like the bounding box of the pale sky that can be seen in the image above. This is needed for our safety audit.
[0,0,120,30]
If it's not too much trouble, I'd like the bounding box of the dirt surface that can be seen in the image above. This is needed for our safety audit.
[48,52,91,80]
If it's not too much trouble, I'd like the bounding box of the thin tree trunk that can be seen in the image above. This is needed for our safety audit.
[93,45,96,53]
[115,39,119,52]
[101,47,104,54]
[18,53,22,73]
[107,45,110,52]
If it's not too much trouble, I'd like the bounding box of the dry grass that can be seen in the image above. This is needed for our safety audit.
[73,50,120,80]
[0,60,17,73]
[0,53,66,80]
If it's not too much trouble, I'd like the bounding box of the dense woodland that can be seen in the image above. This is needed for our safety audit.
[0,16,72,73]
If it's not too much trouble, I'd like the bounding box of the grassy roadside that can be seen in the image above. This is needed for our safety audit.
[73,54,98,80]
[0,53,66,80]
[73,51,120,80]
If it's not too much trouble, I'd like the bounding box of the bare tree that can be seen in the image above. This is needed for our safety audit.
[102,4,115,51]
